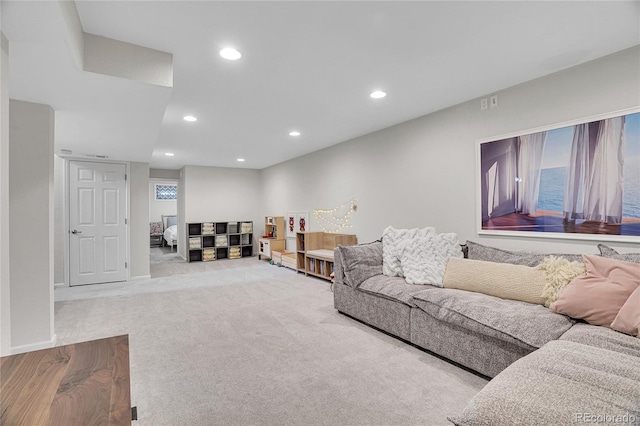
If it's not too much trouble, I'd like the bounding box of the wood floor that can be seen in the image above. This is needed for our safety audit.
[483,211,640,236]
[1,335,131,426]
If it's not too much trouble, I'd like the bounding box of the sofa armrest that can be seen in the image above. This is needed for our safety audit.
[334,240,383,288]
[333,247,346,287]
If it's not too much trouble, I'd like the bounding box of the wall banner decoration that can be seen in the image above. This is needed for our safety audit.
[477,108,640,242]
[296,213,309,233]
[286,212,309,237]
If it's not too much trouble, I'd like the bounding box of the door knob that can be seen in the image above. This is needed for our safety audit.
[71,229,82,234]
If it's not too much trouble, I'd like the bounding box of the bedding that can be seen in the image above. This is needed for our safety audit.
[164,224,177,250]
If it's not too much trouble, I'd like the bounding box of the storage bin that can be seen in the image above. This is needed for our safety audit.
[201,223,215,235]
[189,237,201,249]
[202,248,215,261]
[215,235,228,247]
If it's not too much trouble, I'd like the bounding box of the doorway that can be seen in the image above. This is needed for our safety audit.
[68,160,128,286]
[149,178,181,277]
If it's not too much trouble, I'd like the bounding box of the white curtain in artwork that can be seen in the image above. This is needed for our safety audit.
[486,139,518,218]
[564,123,589,220]
[586,117,625,223]
[563,117,625,224]
[516,132,547,215]
[487,162,498,217]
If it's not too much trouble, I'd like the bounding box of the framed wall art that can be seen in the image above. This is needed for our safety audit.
[286,212,309,238]
[477,108,640,242]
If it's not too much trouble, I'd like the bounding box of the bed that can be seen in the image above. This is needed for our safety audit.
[162,215,178,251]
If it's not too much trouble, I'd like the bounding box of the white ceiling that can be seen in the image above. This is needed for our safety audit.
[3,1,640,170]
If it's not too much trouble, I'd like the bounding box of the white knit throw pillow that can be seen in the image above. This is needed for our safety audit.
[382,226,436,277]
[401,232,463,286]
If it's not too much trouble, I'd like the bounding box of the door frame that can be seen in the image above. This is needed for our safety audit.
[63,158,130,287]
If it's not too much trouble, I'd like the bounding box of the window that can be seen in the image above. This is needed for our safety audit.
[155,183,177,201]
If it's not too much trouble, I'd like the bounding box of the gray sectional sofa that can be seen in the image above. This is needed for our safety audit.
[333,241,640,425]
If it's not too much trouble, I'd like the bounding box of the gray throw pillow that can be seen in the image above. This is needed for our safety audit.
[597,244,640,264]
[465,240,583,267]
[336,241,383,288]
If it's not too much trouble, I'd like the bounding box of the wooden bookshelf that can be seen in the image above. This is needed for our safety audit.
[296,232,357,281]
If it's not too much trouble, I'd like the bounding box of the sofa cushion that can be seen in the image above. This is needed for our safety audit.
[443,258,547,305]
[334,241,383,288]
[597,243,640,264]
[382,226,435,277]
[559,323,640,357]
[550,255,640,327]
[357,275,428,307]
[412,288,574,349]
[449,339,640,426]
[400,232,463,286]
[465,240,583,266]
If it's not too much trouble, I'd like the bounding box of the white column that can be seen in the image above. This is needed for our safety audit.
[130,161,150,279]
[9,99,55,353]
[0,30,12,356]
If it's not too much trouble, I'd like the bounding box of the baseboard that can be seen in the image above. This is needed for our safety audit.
[129,275,151,281]
[11,333,57,355]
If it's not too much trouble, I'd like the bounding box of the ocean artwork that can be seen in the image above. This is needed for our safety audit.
[479,109,640,240]
[538,150,640,219]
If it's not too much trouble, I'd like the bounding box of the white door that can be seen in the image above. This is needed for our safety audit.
[69,161,127,286]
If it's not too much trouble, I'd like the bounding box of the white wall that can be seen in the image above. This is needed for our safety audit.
[177,167,186,259]
[9,99,55,353]
[178,165,261,259]
[149,179,177,223]
[150,168,180,180]
[130,161,150,279]
[53,155,65,285]
[0,30,11,356]
[261,46,640,254]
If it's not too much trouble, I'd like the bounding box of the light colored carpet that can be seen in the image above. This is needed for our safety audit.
[55,258,487,425]
[150,246,184,265]
[149,246,259,278]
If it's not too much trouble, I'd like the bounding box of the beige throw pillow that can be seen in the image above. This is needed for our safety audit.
[537,256,586,307]
[443,258,546,305]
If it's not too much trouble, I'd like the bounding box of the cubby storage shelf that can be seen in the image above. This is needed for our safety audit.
[187,221,253,262]
[296,232,357,281]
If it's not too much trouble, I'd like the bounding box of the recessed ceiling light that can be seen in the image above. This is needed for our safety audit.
[370,90,387,99]
[165,153,174,157]
[183,115,197,122]
[237,158,245,162]
[220,48,242,60]
[289,131,301,137]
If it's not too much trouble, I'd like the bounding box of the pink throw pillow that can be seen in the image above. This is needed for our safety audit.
[550,255,640,327]
[611,286,640,336]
